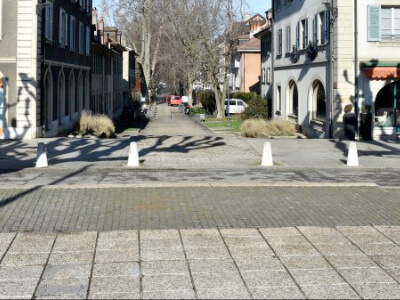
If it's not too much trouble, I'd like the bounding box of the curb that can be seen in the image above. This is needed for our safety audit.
[0,182,380,190]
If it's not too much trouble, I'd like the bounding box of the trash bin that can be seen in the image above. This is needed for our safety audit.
[343,113,357,140]
[360,113,372,141]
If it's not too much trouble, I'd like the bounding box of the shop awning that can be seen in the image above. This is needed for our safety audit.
[361,62,400,80]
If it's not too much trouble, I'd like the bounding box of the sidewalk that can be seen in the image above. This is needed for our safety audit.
[1,226,400,299]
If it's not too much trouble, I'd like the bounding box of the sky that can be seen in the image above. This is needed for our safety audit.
[244,0,271,15]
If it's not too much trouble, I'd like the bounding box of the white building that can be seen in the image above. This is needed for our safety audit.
[272,0,400,139]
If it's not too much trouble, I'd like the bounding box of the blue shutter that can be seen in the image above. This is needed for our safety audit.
[368,5,381,41]
[325,10,330,43]
[59,10,63,44]
[313,14,318,45]
[296,22,299,49]
[305,18,309,48]
[45,6,49,39]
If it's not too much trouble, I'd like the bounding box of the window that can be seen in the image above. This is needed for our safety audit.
[313,11,329,45]
[262,68,266,84]
[276,86,282,112]
[266,68,271,84]
[297,19,308,49]
[382,7,400,40]
[277,29,282,55]
[86,26,91,55]
[288,80,298,116]
[59,9,68,47]
[79,22,84,53]
[274,0,282,12]
[70,17,76,51]
[368,5,400,41]
[44,3,54,40]
[285,25,291,53]
[312,81,326,121]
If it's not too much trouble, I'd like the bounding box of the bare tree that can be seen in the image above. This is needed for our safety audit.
[165,0,244,117]
[102,0,166,100]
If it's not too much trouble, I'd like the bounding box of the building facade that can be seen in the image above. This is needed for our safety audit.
[272,0,331,138]
[272,0,400,139]
[0,0,92,139]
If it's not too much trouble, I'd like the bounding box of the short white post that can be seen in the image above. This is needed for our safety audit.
[261,141,273,167]
[127,142,140,167]
[347,141,359,167]
[36,142,48,168]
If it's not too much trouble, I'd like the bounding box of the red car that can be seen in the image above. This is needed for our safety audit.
[168,95,182,106]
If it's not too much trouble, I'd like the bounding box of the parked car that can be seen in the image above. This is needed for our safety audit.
[224,98,248,115]
[169,96,182,106]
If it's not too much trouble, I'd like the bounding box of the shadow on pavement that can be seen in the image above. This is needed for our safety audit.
[0,166,90,209]
[132,135,226,157]
[330,139,400,158]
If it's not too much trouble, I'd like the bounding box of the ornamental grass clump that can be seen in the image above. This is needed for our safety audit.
[241,119,296,138]
[78,111,116,138]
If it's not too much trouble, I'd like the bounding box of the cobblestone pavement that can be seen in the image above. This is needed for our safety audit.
[1,226,400,299]
[0,186,399,232]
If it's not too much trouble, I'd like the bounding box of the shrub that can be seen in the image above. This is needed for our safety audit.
[344,104,353,113]
[232,92,259,102]
[241,119,296,138]
[189,106,206,115]
[198,90,216,114]
[78,111,116,138]
[241,98,268,121]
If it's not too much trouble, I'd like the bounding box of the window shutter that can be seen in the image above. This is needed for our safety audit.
[64,14,69,47]
[325,10,330,43]
[368,5,381,41]
[59,10,63,44]
[313,14,318,45]
[305,18,309,48]
[45,6,49,39]
[296,22,299,49]
[49,5,53,40]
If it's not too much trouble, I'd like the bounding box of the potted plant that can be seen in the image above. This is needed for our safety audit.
[343,103,356,140]
[360,104,372,141]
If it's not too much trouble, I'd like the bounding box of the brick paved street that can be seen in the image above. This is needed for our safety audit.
[0,186,399,232]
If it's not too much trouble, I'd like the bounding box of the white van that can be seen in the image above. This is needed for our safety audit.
[224,98,248,115]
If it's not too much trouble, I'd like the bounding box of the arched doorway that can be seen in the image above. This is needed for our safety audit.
[58,70,66,121]
[374,81,400,130]
[0,74,6,137]
[44,70,54,129]
[78,72,83,112]
[288,80,298,117]
[69,72,76,116]
[312,80,326,122]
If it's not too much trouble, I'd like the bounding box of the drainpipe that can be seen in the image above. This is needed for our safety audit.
[354,0,359,136]
[329,0,334,138]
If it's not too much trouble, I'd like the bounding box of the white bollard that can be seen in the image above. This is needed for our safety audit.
[261,141,273,167]
[347,141,359,167]
[127,142,140,167]
[36,142,48,168]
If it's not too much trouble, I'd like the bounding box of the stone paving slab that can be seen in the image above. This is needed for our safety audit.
[0,227,398,299]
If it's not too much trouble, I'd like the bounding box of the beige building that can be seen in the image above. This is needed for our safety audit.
[237,38,262,93]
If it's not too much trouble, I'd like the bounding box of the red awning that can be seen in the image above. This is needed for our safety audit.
[364,67,400,80]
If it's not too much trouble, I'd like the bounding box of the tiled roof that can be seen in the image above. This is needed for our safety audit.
[237,37,261,52]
